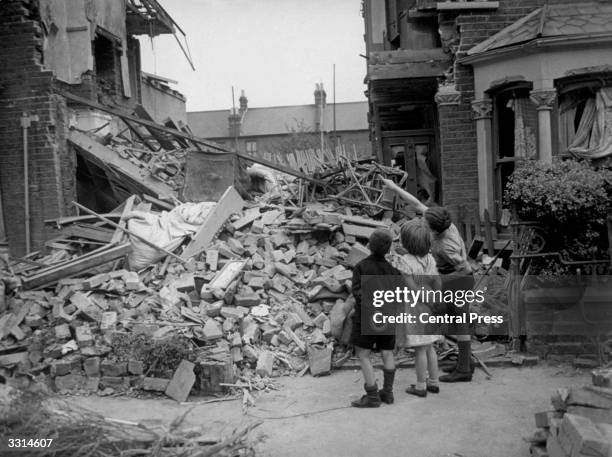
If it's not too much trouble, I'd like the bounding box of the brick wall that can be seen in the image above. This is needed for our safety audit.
[438,0,596,215]
[0,0,76,256]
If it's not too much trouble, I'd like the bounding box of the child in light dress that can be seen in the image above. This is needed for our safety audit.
[388,218,442,397]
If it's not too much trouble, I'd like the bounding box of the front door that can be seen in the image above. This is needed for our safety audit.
[383,135,438,204]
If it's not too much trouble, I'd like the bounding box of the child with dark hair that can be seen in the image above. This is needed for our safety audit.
[388,218,442,397]
[382,180,475,383]
[424,207,471,275]
[350,228,400,408]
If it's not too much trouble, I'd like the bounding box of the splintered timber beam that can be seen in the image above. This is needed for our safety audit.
[22,242,132,290]
[59,90,325,184]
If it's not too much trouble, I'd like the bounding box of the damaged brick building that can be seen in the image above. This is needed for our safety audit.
[0,0,185,256]
[363,0,612,230]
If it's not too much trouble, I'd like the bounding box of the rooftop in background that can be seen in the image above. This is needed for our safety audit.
[468,2,612,57]
[188,101,369,139]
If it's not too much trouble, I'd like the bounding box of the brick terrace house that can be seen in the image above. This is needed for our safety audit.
[187,85,371,162]
[0,0,184,255]
[363,0,612,227]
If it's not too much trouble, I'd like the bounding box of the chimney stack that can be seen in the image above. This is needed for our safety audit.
[239,90,248,115]
[228,107,241,138]
[314,83,327,131]
[314,83,327,108]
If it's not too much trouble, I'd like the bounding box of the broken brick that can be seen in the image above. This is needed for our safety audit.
[100,311,117,331]
[227,238,245,255]
[100,360,127,377]
[75,325,94,347]
[592,369,612,388]
[202,319,223,341]
[233,293,260,307]
[560,413,610,457]
[50,359,72,377]
[83,357,101,377]
[82,273,110,290]
[278,330,292,345]
[54,374,86,392]
[100,376,130,391]
[143,377,170,392]
[54,323,72,340]
[203,300,223,317]
[247,276,266,290]
[124,271,141,290]
[242,345,259,363]
[240,316,260,344]
[283,313,302,330]
[71,292,101,322]
[221,306,248,320]
[256,351,275,377]
[313,312,328,329]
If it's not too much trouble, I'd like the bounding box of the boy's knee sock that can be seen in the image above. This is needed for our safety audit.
[457,340,471,373]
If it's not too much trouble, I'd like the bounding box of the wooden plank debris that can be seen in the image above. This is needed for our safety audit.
[181,186,245,259]
[22,243,132,290]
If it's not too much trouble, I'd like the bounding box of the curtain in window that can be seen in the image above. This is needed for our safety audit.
[558,97,578,153]
[568,87,612,159]
[509,98,537,159]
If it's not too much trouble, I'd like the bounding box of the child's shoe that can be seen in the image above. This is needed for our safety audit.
[379,369,395,404]
[351,383,381,408]
[426,380,440,394]
[405,384,427,397]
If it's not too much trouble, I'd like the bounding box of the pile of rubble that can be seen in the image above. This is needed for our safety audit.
[0,185,390,401]
[526,369,612,457]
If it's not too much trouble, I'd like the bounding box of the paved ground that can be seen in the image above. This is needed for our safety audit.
[68,364,589,457]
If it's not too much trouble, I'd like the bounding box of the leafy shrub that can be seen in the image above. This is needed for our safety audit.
[111,333,193,376]
[505,159,612,264]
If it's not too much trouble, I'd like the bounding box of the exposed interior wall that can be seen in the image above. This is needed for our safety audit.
[40,0,132,103]
[0,0,76,256]
[39,0,126,83]
[141,78,187,125]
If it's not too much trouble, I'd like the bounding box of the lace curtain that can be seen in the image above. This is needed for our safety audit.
[508,98,537,159]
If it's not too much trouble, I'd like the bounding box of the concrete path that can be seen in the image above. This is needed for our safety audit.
[67,365,589,457]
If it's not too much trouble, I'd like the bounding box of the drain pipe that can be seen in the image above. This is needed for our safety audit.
[20,113,38,254]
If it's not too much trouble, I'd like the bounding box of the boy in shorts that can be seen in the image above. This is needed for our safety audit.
[350,228,399,407]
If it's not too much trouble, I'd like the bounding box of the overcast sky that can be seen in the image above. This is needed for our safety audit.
[138,0,367,112]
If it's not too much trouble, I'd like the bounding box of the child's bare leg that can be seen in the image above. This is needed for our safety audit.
[426,344,439,384]
[414,346,427,389]
[357,347,375,386]
[381,350,395,371]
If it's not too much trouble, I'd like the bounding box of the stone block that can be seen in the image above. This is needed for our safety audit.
[165,360,195,402]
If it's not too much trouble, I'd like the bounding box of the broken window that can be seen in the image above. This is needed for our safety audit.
[93,30,122,98]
